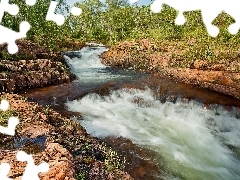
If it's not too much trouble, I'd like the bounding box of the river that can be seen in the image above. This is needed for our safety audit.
[23,45,240,180]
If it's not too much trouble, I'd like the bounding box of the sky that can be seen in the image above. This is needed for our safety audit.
[66,0,152,7]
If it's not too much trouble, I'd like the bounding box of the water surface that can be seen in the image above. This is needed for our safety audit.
[24,45,240,179]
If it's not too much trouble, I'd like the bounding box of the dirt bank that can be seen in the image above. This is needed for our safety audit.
[101,39,240,100]
[0,93,132,179]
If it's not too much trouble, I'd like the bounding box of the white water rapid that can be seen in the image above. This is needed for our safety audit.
[64,46,140,85]
[66,88,240,179]
[64,45,240,180]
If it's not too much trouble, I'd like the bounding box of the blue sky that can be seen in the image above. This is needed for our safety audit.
[66,0,151,7]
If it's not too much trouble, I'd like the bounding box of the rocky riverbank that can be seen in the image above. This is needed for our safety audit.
[0,40,133,179]
[0,59,77,93]
[0,39,84,93]
[0,93,132,179]
[101,39,240,100]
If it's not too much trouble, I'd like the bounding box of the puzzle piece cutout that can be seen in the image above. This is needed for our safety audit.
[25,0,37,6]
[0,99,9,111]
[0,21,30,54]
[129,0,138,3]
[0,116,19,136]
[0,99,19,135]
[0,152,49,180]
[0,0,81,54]
[0,0,32,54]
[46,0,82,25]
[0,100,49,179]
[16,151,49,180]
[0,163,12,180]
[71,6,82,16]
[46,1,65,25]
[0,0,19,22]
[150,0,240,37]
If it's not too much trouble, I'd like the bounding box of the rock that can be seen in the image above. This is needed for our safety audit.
[211,64,225,71]
[14,74,28,91]
[39,143,75,180]
[5,78,16,92]
[150,52,170,68]
[0,39,77,93]
[19,122,54,138]
[0,93,132,180]
[36,53,50,59]
[0,58,74,93]
[191,60,208,70]
[101,39,240,100]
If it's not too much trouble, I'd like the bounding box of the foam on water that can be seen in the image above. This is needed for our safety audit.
[64,46,110,84]
[65,88,240,179]
[65,46,107,69]
[64,46,143,85]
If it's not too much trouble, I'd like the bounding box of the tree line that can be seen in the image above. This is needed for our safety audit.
[70,0,238,44]
[2,0,239,50]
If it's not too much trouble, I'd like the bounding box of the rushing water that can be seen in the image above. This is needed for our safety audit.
[66,88,240,179]
[64,46,143,86]
[23,45,240,179]
[63,45,240,180]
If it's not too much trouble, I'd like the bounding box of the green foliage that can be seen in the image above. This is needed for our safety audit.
[69,0,146,44]
[101,142,126,172]
[1,0,240,61]
[1,0,71,51]
[43,104,51,115]
[67,2,184,43]
[0,107,18,126]
[76,171,87,180]
[68,1,240,52]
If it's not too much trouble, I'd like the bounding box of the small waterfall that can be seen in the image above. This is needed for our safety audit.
[63,46,143,85]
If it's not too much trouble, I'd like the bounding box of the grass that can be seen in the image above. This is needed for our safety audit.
[127,13,240,70]
[101,142,126,172]
[0,108,18,126]
[107,7,240,70]
[148,11,240,68]
[76,172,87,180]
[42,104,51,115]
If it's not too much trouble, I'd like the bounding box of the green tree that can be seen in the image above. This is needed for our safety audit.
[2,0,71,51]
